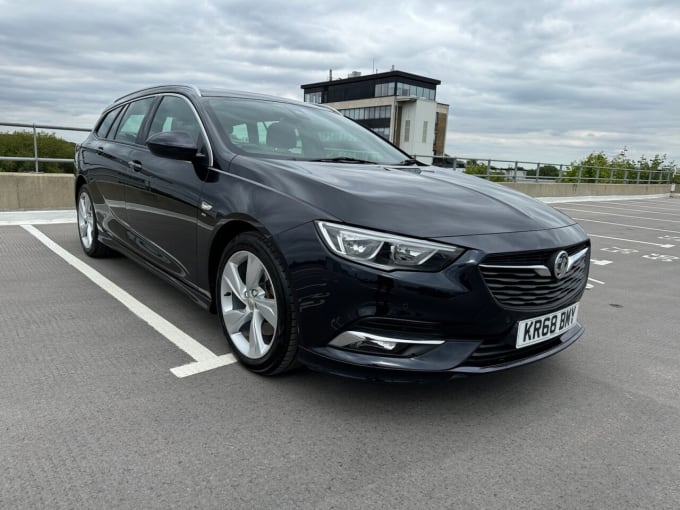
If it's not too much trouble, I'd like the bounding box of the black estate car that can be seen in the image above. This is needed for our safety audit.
[75,85,590,381]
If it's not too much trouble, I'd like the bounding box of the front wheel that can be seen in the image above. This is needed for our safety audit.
[76,185,112,258]
[216,232,299,375]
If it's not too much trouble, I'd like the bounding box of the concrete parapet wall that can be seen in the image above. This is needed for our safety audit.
[0,174,672,211]
[502,182,670,198]
[0,173,75,210]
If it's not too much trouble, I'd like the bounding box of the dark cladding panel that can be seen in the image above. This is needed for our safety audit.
[302,70,440,103]
[327,80,378,102]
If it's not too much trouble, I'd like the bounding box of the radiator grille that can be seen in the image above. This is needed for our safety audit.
[479,243,589,310]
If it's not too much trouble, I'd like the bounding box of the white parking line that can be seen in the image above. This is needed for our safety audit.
[170,355,237,378]
[591,259,613,266]
[560,207,680,223]
[589,234,674,248]
[21,224,236,378]
[0,218,76,226]
[568,203,680,217]
[573,218,680,235]
[602,201,680,212]
[588,277,605,285]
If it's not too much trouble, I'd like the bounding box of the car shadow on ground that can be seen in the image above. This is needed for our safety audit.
[243,358,572,423]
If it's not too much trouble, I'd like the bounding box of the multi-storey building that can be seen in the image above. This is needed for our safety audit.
[301,69,449,162]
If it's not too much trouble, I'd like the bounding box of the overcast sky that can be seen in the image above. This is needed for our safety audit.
[1,0,678,165]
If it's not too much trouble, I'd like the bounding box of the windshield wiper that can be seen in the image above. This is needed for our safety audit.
[309,157,377,164]
[396,158,423,166]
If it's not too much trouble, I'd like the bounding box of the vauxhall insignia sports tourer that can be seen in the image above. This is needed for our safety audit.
[75,85,590,381]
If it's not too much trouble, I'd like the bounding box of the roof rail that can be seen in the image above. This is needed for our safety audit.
[113,84,202,104]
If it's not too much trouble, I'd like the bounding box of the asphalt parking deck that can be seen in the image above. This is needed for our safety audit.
[1,197,679,509]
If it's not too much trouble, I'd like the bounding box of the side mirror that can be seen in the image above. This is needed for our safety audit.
[147,131,198,161]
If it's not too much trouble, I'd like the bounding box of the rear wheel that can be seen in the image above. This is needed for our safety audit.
[77,185,112,257]
[216,232,298,374]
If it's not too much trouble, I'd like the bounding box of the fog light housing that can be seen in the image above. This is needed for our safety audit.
[329,331,444,356]
[354,338,398,351]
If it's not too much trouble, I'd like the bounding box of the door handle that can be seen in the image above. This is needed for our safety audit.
[128,160,143,172]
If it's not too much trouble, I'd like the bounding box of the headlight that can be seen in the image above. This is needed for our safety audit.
[315,221,464,272]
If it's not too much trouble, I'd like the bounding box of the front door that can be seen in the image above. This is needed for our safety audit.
[124,95,209,288]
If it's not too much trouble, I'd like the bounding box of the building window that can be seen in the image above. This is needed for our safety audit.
[304,91,323,104]
[395,83,435,100]
[422,121,428,143]
[404,119,410,142]
[374,82,395,97]
[339,106,392,121]
[372,127,390,139]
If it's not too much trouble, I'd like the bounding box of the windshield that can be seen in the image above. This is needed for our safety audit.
[204,97,410,165]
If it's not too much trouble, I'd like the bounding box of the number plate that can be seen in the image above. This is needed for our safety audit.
[516,303,579,348]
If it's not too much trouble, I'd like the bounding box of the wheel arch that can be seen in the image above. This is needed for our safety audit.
[210,217,301,374]
[75,175,87,201]
[208,217,269,311]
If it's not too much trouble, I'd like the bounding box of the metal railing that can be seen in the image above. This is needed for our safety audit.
[1,121,675,184]
[0,122,90,173]
[419,155,675,185]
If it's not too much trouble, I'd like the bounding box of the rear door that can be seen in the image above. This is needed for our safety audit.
[78,101,149,245]
[100,97,158,248]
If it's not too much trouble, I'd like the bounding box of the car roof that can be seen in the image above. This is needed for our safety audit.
[110,85,311,108]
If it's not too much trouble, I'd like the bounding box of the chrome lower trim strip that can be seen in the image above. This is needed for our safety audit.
[329,331,445,348]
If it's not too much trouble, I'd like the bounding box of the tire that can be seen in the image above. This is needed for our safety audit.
[216,232,299,375]
[76,184,113,258]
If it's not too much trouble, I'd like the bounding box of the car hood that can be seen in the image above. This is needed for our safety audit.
[232,158,576,238]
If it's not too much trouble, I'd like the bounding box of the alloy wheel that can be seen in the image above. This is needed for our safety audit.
[219,250,278,359]
[77,191,94,250]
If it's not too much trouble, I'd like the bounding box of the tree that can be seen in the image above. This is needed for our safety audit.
[464,159,506,182]
[525,165,560,179]
[562,148,675,183]
[0,131,76,173]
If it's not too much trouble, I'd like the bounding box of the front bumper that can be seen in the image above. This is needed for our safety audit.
[298,322,584,382]
[275,221,589,381]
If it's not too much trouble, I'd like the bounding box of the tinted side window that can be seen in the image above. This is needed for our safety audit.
[113,97,155,144]
[96,107,122,139]
[148,95,203,145]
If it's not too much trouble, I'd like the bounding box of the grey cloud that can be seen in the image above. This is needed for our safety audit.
[0,0,677,164]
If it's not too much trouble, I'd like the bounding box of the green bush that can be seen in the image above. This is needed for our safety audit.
[464,160,506,182]
[0,131,76,173]
[525,165,560,179]
[561,149,675,184]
